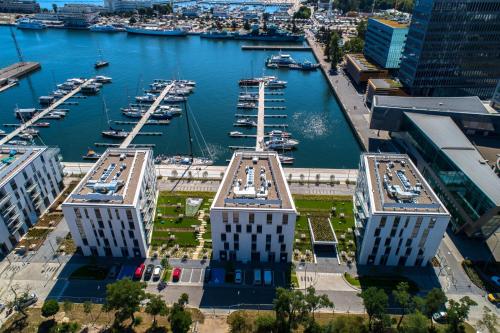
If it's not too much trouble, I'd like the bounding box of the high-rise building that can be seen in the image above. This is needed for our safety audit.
[398,0,500,99]
[0,146,64,255]
[364,18,409,69]
[210,151,297,263]
[62,148,157,257]
[354,153,450,266]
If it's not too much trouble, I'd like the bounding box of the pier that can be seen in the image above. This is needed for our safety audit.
[0,79,92,145]
[95,143,156,148]
[113,120,170,125]
[0,62,41,93]
[256,81,265,151]
[235,114,287,118]
[119,83,174,148]
[241,45,312,51]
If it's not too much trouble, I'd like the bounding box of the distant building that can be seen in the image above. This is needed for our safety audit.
[364,18,408,69]
[491,81,500,111]
[365,78,406,105]
[354,153,450,266]
[63,149,157,257]
[0,0,40,13]
[370,96,500,239]
[0,146,64,255]
[34,4,100,27]
[210,151,297,263]
[344,53,389,86]
[104,0,153,12]
[398,0,500,99]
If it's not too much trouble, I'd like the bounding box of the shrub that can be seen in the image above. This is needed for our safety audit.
[254,315,276,333]
[41,300,59,318]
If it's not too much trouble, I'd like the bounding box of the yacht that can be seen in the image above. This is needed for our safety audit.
[82,148,101,160]
[94,75,112,83]
[266,53,297,68]
[126,26,187,36]
[237,102,256,109]
[94,60,109,69]
[239,94,258,102]
[32,122,50,127]
[163,95,186,103]
[123,111,143,118]
[159,105,182,115]
[16,18,46,30]
[265,79,287,89]
[81,84,100,94]
[268,130,291,138]
[279,155,295,164]
[265,137,299,150]
[135,93,157,103]
[235,118,257,127]
[89,24,125,32]
[17,133,33,140]
[150,111,172,120]
[101,127,129,139]
[229,131,243,136]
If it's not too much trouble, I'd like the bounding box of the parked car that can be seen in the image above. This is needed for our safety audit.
[15,293,37,310]
[172,267,182,282]
[254,269,262,285]
[264,269,273,286]
[158,280,167,291]
[153,265,162,281]
[144,264,154,281]
[234,269,242,284]
[204,268,212,283]
[491,276,500,287]
[432,311,447,323]
[134,263,145,280]
[487,293,500,304]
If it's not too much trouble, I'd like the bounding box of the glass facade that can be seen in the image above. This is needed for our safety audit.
[398,0,500,99]
[364,18,409,69]
[400,115,499,238]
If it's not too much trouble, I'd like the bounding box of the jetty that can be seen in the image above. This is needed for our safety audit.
[242,45,311,51]
[0,79,92,145]
[235,114,287,118]
[119,83,174,148]
[256,82,265,151]
[0,62,41,93]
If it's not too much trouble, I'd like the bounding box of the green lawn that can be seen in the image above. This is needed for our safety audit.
[155,216,201,229]
[151,230,198,247]
[344,273,419,293]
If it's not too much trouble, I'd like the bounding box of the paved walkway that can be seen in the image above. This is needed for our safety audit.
[306,32,390,151]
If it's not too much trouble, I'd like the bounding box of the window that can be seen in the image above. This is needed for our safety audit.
[128,230,134,238]
[277,225,282,234]
[126,210,133,220]
[283,214,288,225]
[267,214,273,224]
[222,212,228,223]
[374,228,381,237]
[374,237,381,246]
[251,234,257,242]
[246,225,252,233]
[279,235,284,243]
[406,239,412,247]
[74,208,81,219]
[384,238,391,246]
[429,218,436,229]
[257,225,262,233]
[234,242,239,250]
[225,224,231,233]
[224,242,229,250]
[266,234,271,243]
[379,216,387,228]
[252,243,257,251]
[280,244,286,252]
[234,234,239,242]
[236,225,242,233]
[98,221,104,229]
[393,216,400,228]
[129,222,135,230]
[233,213,239,223]
[266,244,271,251]
[221,233,226,241]
[249,213,254,224]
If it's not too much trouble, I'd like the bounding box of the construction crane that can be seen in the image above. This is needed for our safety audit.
[9,26,24,63]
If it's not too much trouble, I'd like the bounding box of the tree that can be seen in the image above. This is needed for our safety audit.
[145,294,168,327]
[254,315,276,333]
[129,16,137,25]
[83,301,93,326]
[423,288,447,329]
[41,299,60,319]
[52,3,58,13]
[445,296,477,333]
[56,322,80,333]
[329,31,343,66]
[304,286,333,321]
[228,311,252,333]
[343,37,364,53]
[393,282,411,329]
[356,20,367,40]
[323,315,367,333]
[169,294,193,333]
[401,311,428,333]
[179,293,189,307]
[359,287,388,331]
[477,306,499,333]
[243,20,251,30]
[63,300,73,314]
[273,287,308,332]
[293,6,312,19]
[104,278,146,327]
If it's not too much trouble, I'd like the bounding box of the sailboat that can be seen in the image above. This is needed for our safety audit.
[100,96,129,139]
[94,46,109,69]
[82,148,101,160]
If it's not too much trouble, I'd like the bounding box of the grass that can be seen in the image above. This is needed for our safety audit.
[151,231,198,247]
[69,265,109,280]
[344,272,361,287]
[155,216,201,229]
[343,273,419,293]
[309,216,335,242]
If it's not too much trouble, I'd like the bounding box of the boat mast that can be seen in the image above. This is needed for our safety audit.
[183,101,193,163]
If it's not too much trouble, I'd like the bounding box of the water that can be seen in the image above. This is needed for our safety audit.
[0,27,361,168]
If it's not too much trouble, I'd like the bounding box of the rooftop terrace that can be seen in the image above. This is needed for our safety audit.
[67,148,149,205]
[0,146,45,188]
[213,151,294,210]
[373,18,408,28]
[365,154,446,213]
[346,54,386,72]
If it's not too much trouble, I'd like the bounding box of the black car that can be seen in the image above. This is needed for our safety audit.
[203,268,212,283]
[144,264,154,281]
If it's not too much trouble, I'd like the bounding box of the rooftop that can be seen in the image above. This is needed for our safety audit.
[374,95,498,115]
[369,78,403,89]
[66,148,150,205]
[213,151,294,210]
[346,53,386,72]
[372,18,408,28]
[364,153,447,214]
[0,146,45,188]
[405,113,500,205]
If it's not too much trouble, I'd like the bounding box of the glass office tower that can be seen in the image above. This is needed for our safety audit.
[399,0,500,99]
[364,18,409,69]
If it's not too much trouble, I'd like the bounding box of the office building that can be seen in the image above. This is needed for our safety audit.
[0,0,40,13]
[398,0,500,99]
[354,153,450,266]
[0,146,64,255]
[210,151,297,263]
[62,149,157,257]
[370,96,500,239]
[364,18,408,69]
[344,54,389,86]
[365,78,406,105]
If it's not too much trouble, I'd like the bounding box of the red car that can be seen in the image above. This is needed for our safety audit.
[172,268,182,282]
[134,263,145,280]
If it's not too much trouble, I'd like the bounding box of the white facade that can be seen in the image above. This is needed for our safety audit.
[354,153,450,266]
[62,149,157,258]
[210,151,297,263]
[0,146,64,255]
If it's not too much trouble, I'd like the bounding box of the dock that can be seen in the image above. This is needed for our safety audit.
[113,120,170,125]
[0,79,92,145]
[241,45,312,51]
[119,83,174,148]
[0,62,41,81]
[229,146,256,150]
[235,114,287,118]
[256,82,265,151]
[136,132,162,136]
[95,143,156,148]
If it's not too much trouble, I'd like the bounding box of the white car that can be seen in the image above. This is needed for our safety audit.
[234,269,242,284]
[152,265,162,281]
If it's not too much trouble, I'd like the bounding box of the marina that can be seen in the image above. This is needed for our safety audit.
[241,45,312,51]
[0,27,361,168]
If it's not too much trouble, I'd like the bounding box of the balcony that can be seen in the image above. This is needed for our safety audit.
[0,193,11,207]
[3,202,17,215]
[26,182,38,193]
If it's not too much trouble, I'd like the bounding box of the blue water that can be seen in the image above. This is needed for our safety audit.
[0,27,361,167]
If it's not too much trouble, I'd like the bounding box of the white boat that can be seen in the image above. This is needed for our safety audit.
[237,102,256,109]
[94,75,112,83]
[17,133,33,140]
[279,155,295,164]
[229,131,243,136]
[163,95,186,103]
[135,93,157,103]
[16,18,46,30]
[89,24,125,32]
[265,137,299,150]
[266,53,297,67]
[235,118,257,127]
[268,130,291,138]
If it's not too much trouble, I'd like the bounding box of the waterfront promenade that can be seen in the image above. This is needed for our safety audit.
[306,32,390,151]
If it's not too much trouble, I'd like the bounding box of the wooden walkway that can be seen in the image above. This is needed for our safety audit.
[119,83,174,148]
[0,79,91,145]
[255,82,265,151]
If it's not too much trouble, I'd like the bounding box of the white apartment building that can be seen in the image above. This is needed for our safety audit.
[62,148,157,258]
[354,153,450,266]
[210,151,297,263]
[0,146,64,255]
